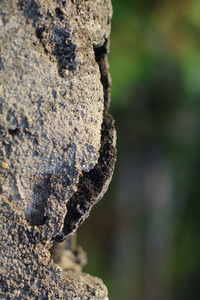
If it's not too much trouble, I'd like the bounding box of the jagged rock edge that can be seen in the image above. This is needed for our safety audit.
[52,40,116,243]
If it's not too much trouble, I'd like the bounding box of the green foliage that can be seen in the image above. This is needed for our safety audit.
[80,1,200,299]
[110,0,200,109]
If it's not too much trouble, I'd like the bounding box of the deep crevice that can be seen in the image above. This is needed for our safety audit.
[52,38,116,243]
[93,39,111,108]
[53,113,116,243]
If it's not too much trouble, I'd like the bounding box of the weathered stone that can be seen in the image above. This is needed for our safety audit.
[0,0,116,299]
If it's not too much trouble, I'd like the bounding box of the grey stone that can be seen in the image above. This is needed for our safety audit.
[0,0,116,299]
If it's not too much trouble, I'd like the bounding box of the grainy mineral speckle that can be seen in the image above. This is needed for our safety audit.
[0,0,115,299]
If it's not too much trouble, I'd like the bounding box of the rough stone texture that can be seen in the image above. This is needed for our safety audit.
[62,271,109,300]
[0,0,116,299]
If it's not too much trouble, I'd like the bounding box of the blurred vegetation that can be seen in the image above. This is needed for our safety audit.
[79,1,200,300]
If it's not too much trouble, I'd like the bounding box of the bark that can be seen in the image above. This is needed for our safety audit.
[0,0,116,299]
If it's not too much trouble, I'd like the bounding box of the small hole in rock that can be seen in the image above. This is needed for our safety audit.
[55,7,65,20]
[8,128,20,136]
[35,27,45,39]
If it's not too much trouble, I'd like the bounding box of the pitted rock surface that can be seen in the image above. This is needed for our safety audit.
[0,0,116,299]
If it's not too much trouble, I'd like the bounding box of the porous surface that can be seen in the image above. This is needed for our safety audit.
[0,0,116,299]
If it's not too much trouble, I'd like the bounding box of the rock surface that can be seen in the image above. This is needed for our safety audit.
[0,0,116,299]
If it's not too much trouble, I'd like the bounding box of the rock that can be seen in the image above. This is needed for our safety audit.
[62,271,109,300]
[0,0,116,299]
[50,236,88,272]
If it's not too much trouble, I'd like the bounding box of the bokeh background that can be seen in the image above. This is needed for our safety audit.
[79,1,200,299]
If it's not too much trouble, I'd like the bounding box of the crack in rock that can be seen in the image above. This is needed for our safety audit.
[53,113,116,242]
[53,37,116,242]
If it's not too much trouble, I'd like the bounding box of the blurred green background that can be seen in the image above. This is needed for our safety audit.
[79,1,200,299]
